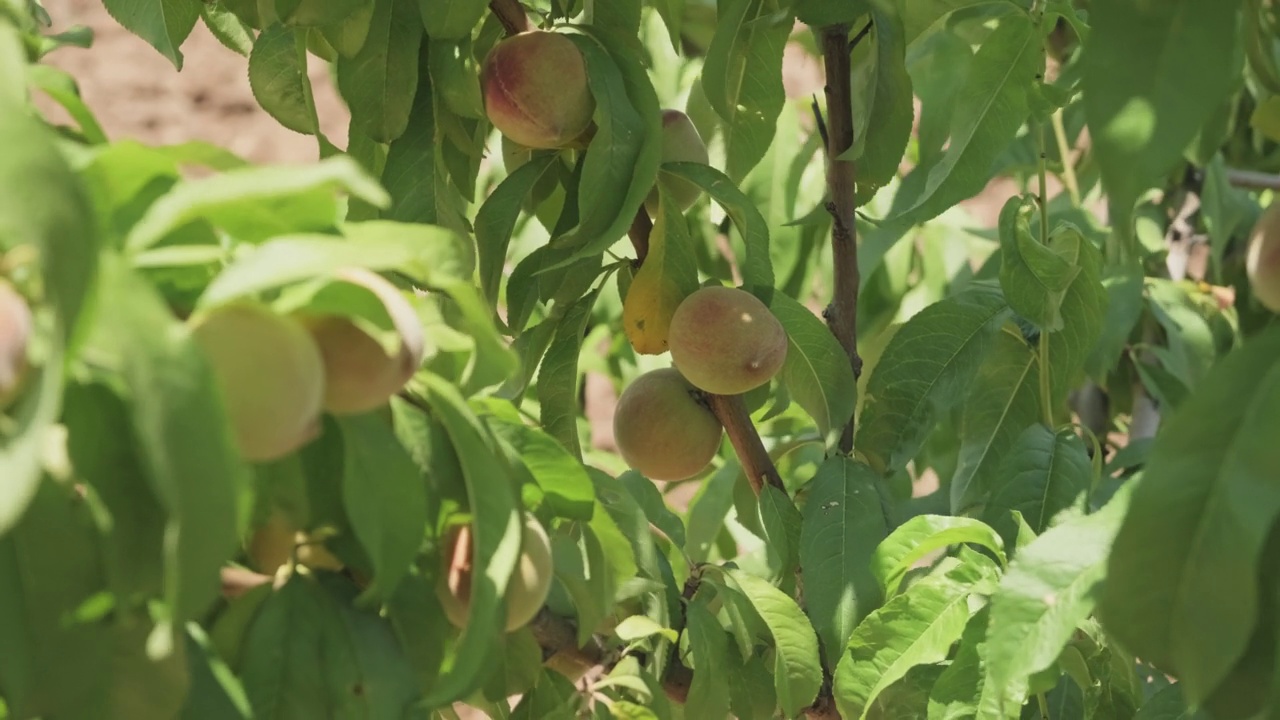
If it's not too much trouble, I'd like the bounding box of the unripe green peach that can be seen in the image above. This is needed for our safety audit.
[301,268,425,416]
[667,286,787,396]
[481,30,595,150]
[1248,201,1280,312]
[190,302,325,462]
[644,109,710,215]
[612,367,723,481]
[437,513,555,632]
[0,280,32,409]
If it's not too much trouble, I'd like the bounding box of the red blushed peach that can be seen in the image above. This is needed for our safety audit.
[481,30,595,150]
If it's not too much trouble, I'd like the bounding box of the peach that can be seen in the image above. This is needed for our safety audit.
[438,513,555,632]
[481,30,595,149]
[667,286,787,396]
[190,302,325,462]
[644,109,709,215]
[1247,201,1280,312]
[612,367,723,481]
[300,268,425,415]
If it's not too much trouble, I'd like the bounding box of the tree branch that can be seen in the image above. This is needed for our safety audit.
[820,24,862,454]
[489,0,529,35]
[1227,167,1280,191]
[706,393,786,494]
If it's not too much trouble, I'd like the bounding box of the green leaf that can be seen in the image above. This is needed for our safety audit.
[685,461,741,564]
[418,373,523,705]
[336,0,423,143]
[0,90,97,341]
[1132,683,1208,720]
[385,571,449,692]
[1045,229,1106,404]
[101,0,200,68]
[239,574,420,717]
[1084,258,1144,379]
[125,155,388,251]
[856,284,1009,475]
[1082,0,1245,247]
[475,152,558,305]
[620,472,686,549]
[511,669,581,719]
[795,0,867,25]
[800,457,888,655]
[888,11,1041,228]
[381,49,466,229]
[277,0,366,27]
[871,515,1006,599]
[998,198,1081,331]
[201,2,255,55]
[757,287,857,445]
[685,598,733,719]
[950,329,1042,513]
[551,523,612,646]
[849,4,914,203]
[91,255,250,633]
[479,402,595,521]
[700,0,790,181]
[536,290,599,458]
[902,0,1016,45]
[1100,325,1280,702]
[25,65,107,144]
[0,480,112,718]
[419,0,485,39]
[337,413,428,604]
[756,483,802,588]
[182,623,253,720]
[925,606,990,720]
[724,569,823,717]
[549,30,661,263]
[984,425,1091,535]
[248,24,317,135]
[63,382,166,605]
[197,221,468,307]
[833,557,993,720]
[983,483,1135,716]
[667,161,774,289]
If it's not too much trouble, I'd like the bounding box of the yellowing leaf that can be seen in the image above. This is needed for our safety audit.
[621,189,699,355]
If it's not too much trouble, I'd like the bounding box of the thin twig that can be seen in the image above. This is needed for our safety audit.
[706,393,787,494]
[489,0,530,34]
[1227,167,1280,191]
[820,24,862,454]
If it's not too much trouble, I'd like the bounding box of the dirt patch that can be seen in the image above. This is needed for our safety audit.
[39,0,349,163]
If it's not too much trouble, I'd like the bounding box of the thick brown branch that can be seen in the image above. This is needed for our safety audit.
[706,393,786,495]
[628,209,653,265]
[820,24,861,454]
[489,0,530,35]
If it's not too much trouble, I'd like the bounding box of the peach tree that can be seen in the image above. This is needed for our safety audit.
[2,0,1280,718]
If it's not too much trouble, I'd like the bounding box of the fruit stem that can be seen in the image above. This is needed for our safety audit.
[489,0,530,34]
[706,393,787,495]
[819,23,862,454]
